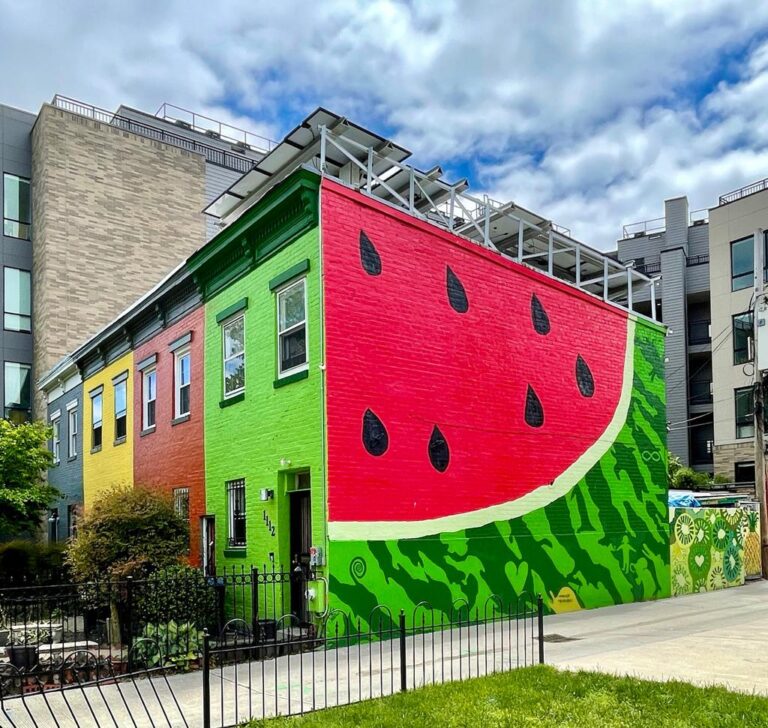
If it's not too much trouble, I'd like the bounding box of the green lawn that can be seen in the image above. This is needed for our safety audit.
[247,666,768,728]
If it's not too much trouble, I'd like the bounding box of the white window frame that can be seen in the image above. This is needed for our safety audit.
[222,314,245,398]
[68,407,78,458]
[174,348,191,418]
[276,278,308,378]
[114,379,128,441]
[173,486,190,520]
[91,392,103,450]
[51,416,61,464]
[142,368,157,430]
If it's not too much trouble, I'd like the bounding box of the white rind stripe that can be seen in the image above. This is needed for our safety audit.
[328,317,636,541]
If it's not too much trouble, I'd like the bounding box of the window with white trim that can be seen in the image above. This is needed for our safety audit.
[51,417,60,464]
[227,479,246,547]
[68,408,78,458]
[222,316,245,397]
[276,278,307,376]
[114,379,127,441]
[91,392,103,450]
[143,368,156,430]
[175,349,191,417]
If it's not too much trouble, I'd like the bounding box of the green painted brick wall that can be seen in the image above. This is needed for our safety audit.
[204,225,325,586]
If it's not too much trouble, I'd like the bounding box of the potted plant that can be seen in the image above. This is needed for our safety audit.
[6,627,49,670]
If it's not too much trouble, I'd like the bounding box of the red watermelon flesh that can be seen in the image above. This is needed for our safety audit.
[322,180,630,527]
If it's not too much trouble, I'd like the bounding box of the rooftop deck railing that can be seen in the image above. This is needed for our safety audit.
[51,95,259,174]
[719,178,768,206]
[621,208,709,239]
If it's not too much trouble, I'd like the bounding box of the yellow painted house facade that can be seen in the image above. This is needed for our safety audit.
[82,351,134,509]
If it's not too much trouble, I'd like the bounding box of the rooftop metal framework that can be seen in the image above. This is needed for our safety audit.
[206,108,659,321]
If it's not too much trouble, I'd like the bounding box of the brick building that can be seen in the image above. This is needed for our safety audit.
[41,108,668,621]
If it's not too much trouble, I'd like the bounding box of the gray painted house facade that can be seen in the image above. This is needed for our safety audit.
[43,358,83,542]
[1,104,35,422]
[617,197,713,471]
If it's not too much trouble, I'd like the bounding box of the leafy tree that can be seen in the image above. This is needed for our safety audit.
[667,454,683,486]
[0,419,57,536]
[671,466,711,490]
[67,486,189,581]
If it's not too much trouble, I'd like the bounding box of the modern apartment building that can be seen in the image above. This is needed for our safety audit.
[617,178,768,482]
[617,198,711,471]
[3,94,270,423]
[1,104,35,423]
[709,181,768,482]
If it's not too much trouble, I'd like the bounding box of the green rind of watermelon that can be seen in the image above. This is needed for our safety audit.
[328,317,638,541]
[327,320,669,621]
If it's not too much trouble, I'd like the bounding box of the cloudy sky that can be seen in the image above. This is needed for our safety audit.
[2,0,768,249]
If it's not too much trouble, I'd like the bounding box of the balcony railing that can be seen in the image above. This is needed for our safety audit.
[686,254,709,266]
[636,260,661,275]
[689,379,713,405]
[51,95,259,174]
[688,320,711,345]
[621,209,709,239]
[720,177,768,206]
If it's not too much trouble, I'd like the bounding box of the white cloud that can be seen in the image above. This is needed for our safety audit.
[2,0,768,247]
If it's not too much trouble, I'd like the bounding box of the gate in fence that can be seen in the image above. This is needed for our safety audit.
[0,569,545,727]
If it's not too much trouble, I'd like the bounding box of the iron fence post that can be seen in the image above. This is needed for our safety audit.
[537,594,544,665]
[126,576,134,672]
[202,629,211,728]
[399,609,407,692]
[251,566,259,645]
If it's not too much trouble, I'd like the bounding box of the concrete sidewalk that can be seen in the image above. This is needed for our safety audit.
[544,579,768,694]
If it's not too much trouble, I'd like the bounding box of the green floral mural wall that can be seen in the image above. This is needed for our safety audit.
[669,507,753,596]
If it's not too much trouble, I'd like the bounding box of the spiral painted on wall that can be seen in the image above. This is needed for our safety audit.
[350,557,367,580]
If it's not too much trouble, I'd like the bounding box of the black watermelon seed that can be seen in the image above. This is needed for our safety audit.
[362,408,388,456]
[446,266,469,313]
[576,355,595,397]
[428,425,450,472]
[525,386,544,428]
[359,231,382,276]
[531,294,550,334]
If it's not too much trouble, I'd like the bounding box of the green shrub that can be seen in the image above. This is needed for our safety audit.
[66,486,188,581]
[713,473,731,484]
[671,467,711,490]
[134,565,218,630]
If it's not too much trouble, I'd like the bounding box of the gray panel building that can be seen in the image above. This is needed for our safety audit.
[1,104,35,422]
[616,197,712,471]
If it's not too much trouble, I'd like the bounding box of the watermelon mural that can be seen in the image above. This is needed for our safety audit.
[321,179,669,622]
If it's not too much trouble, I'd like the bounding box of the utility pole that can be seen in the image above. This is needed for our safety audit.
[751,227,768,578]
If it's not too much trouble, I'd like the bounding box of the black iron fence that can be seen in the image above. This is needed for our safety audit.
[0,570,545,727]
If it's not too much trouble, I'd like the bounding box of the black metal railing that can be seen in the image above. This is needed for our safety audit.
[720,177,768,206]
[0,585,544,727]
[52,95,259,174]
[636,261,661,276]
[686,254,709,266]
[688,320,711,345]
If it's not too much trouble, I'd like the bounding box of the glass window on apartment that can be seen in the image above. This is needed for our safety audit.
[51,416,61,464]
[735,461,756,484]
[3,267,31,332]
[222,315,245,398]
[735,386,755,439]
[143,368,156,430]
[114,378,127,442]
[91,391,103,450]
[733,312,753,365]
[68,407,78,458]
[175,349,191,418]
[3,173,31,240]
[4,361,30,422]
[277,279,308,376]
[48,508,59,543]
[730,235,768,291]
[227,478,246,547]
[173,487,190,521]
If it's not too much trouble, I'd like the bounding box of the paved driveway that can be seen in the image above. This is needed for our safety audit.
[544,579,768,694]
